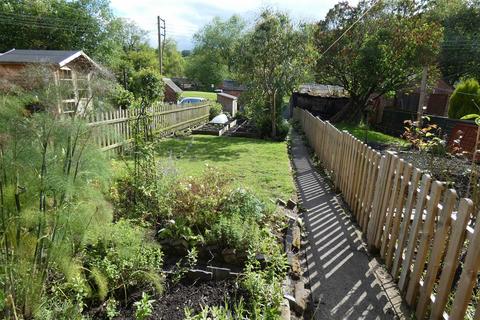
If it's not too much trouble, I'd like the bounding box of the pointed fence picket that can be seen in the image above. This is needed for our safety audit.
[293,107,480,320]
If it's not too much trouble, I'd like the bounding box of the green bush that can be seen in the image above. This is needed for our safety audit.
[130,68,164,103]
[222,188,265,221]
[209,102,223,120]
[111,85,135,109]
[208,214,262,252]
[448,78,480,119]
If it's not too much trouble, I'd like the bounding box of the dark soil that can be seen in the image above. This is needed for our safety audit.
[379,146,472,199]
[109,280,243,320]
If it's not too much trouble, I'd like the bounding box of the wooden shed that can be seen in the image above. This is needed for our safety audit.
[163,77,183,103]
[217,92,238,117]
[0,49,103,114]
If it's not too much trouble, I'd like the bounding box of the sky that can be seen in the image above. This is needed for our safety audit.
[110,0,359,50]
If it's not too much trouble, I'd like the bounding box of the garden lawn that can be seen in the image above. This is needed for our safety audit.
[181,91,217,101]
[154,135,295,202]
[335,122,409,147]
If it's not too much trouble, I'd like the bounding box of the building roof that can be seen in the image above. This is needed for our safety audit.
[217,92,237,100]
[163,77,183,93]
[296,84,349,98]
[221,79,246,91]
[0,49,99,69]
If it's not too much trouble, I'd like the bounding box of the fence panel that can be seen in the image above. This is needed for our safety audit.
[293,107,480,319]
[87,103,209,152]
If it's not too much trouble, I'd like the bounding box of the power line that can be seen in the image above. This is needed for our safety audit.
[320,0,380,57]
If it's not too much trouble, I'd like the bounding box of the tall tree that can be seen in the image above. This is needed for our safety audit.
[236,9,314,138]
[315,0,442,122]
[163,39,185,77]
[0,0,117,63]
[429,0,480,84]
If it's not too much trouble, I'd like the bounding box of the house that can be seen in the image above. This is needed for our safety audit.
[219,80,246,98]
[291,84,350,119]
[217,92,237,117]
[171,77,197,91]
[393,79,453,116]
[0,49,103,114]
[163,77,182,103]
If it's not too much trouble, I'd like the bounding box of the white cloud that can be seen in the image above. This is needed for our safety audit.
[110,0,359,50]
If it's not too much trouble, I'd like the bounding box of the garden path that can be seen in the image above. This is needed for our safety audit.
[290,130,408,320]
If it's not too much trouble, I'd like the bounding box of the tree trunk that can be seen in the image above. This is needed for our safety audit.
[271,91,277,138]
[329,100,366,123]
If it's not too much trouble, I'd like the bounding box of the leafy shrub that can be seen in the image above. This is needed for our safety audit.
[84,220,164,301]
[448,78,480,119]
[222,188,265,221]
[111,85,135,109]
[208,214,262,252]
[402,117,446,155]
[171,166,230,229]
[111,155,177,222]
[134,292,155,320]
[130,68,164,103]
[209,102,223,120]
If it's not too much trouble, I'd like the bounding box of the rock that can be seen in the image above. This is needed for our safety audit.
[280,299,291,320]
[286,199,297,210]
[277,198,287,207]
[290,256,302,280]
[222,248,237,264]
[292,225,301,250]
[294,281,307,315]
[207,266,231,281]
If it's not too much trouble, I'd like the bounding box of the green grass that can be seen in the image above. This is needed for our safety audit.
[181,91,217,101]
[335,122,409,146]
[153,135,295,202]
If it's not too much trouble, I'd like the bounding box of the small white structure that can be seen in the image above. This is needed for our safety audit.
[210,113,229,124]
[217,92,238,117]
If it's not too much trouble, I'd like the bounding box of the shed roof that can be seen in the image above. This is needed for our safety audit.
[0,49,99,69]
[296,84,349,98]
[217,92,237,100]
[163,77,183,93]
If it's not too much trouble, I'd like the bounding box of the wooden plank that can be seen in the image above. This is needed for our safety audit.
[429,198,473,319]
[374,153,398,248]
[415,189,457,319]
[398,174,432,293]
[405,181,444,306]
[449,208,480,319]
[392,168,422,279]
[385,163,413,270]
[361,151,380,232]
[380,159,405,258]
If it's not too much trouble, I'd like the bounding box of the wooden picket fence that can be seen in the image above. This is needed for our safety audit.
[86,103,210,152]
[294,107,480,320]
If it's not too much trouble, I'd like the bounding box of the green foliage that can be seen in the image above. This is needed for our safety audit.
[130,68,164,104]
[222,188,266,221]
[403,117,446,155]
[185,53,228,91]
[209,102,223,120]
[111,84,135,109]
[106,298,119,319]
[236,9,314,138]
[0,0,118,64]
[448,78,480,119]
[315,0,443,121]
[208,214,262,252]
[171,166,230,229]
[84,220,164,300]
[429,0,480,84]
[335,122,409,146]
[134,292,155,320]
[163,38,185,77]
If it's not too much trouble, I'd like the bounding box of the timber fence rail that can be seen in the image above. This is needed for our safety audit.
[294,107,480,320]
[86,103,209,152]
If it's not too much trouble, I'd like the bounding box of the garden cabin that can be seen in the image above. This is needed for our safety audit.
[0,49,103,114]
[163,77,183,103]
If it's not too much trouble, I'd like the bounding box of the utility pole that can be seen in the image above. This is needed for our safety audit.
[416,66,428,126]
[157,16,166,75]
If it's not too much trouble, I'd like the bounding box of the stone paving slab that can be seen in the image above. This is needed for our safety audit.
[290,131,408,320]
